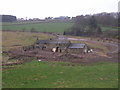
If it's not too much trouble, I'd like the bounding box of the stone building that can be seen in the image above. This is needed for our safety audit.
[33,38,71,52]
[33,37,89,54]
[67,43,88,54]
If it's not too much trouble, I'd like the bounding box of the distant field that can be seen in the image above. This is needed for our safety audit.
[2,61,118,88]
[1,22,118,33]
[2,22,73,33]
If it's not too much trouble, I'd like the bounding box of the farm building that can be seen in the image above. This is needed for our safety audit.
[32,37,90,54]
[33,38,71,52]
[67,43,88,54]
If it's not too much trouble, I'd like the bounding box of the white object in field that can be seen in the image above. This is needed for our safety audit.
[84,49,87,53]
[52,48,56,52]
[38,59,41,61]
[88,50,91,53]
[90,49,93,52]
[0,51,2,54]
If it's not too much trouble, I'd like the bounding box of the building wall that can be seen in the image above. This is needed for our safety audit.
[45,43,69,50]
[33,41,88,54]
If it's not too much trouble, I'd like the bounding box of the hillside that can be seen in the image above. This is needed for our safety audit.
[1,22,117,33]
[2,22,73,33]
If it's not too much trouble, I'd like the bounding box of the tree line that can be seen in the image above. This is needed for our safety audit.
[0,15,17,22]
[63,12,118,39]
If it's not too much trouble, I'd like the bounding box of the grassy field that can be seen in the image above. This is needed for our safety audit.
[2,31,118,88]
[2,22,73,33]
[2,31,53,51]
[1,22,117,34]
[2,61,118,88]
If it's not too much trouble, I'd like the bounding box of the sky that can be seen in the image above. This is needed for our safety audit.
[0,0,119,19]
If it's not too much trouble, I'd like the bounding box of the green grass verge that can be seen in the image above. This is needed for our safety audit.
[2,61,118,88]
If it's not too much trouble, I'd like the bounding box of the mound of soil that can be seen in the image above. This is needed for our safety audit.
[57,53,81,59]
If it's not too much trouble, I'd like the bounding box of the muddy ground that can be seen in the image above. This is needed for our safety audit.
[2,33,119,66]
[2,46,118,66]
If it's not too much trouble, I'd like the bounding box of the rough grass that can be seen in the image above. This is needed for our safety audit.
[2,31,53,51]
[2,61,118,88]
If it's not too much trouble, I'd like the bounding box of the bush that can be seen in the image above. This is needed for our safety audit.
[30,28,37,32]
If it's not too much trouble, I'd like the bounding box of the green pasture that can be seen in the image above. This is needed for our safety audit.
[1,22,118,33]
[2,61,118,88]
[2,22,73,33]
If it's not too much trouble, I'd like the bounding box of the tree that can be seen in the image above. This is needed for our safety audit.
[1,15,17,22]
[88,16,102,37]
[30,28,37,32]
[118,12,120,28]
[94,12,117,27]
[97,26,102,34]
[89,16,97,28]
[63,12,119,38]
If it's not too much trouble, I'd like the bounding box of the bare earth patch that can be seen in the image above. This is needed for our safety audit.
[2,47,118,66]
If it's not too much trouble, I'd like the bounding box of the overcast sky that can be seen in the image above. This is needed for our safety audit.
[0,0,119,19]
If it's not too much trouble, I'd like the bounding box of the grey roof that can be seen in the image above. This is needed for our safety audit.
[49,40,70,44]
[35,39,70,44]
[68,43,86,49]
[35,40,49,44]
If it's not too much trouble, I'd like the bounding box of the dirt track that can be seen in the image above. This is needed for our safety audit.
[67,37,119,53]
[67,37,119,62]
